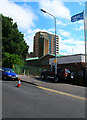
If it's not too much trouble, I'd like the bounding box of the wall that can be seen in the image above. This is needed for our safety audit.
[57,63,85,86]
[49,54,85,65]
[49,55,86,86]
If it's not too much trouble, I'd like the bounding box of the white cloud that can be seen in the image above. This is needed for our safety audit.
[38,0,71,20]
[59,37,85,55]
[56,20,68,26]
[48,28,55,32]
[0,0,37,30]
[9,0,86,2]
[59,29,70,38]
[78,2,82,5]
[76,25,84,30]
[77,26,84,30]
[78,20,84,24]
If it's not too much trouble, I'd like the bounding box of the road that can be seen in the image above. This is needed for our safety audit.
[2,78,86,119]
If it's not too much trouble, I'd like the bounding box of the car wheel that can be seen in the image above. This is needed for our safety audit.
[54,77,59,83]
[3,76,7,80]
[71,72,74,79]
[41,74,45,80]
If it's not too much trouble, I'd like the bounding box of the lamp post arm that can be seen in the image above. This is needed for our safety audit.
[45,11,56,20]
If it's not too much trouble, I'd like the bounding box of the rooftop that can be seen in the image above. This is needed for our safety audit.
[26,54,64,61]
[26,57,39,61]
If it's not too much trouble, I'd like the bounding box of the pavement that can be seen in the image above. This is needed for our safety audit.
[18,75,61,87]
[19,75,42,86]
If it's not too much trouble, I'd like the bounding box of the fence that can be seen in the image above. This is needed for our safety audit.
[12,64,87,87]
[13,65,46,76]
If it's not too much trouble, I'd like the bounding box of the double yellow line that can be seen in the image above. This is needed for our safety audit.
[37,86,87,101]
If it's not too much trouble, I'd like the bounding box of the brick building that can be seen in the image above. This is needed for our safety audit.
[33,31,59,58]
[49,54,86,86]
[26,54,86,86]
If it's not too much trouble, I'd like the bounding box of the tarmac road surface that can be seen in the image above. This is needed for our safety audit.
[2,79,86,119]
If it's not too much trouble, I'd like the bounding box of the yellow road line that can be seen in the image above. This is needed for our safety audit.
[37,86,87,101]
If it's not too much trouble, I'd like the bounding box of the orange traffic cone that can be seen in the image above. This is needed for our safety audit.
[18,78,21,87]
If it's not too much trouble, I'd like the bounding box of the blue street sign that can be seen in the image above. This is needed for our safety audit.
[71,11,84,22]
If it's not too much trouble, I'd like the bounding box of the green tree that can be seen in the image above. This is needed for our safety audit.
[1,14,29,67]
[2,52,24,68]
[2,14,29,59]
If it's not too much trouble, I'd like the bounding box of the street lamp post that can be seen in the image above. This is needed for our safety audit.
[40,9,57,77]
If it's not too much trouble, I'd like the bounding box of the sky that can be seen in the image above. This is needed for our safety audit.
[0,0,86,55]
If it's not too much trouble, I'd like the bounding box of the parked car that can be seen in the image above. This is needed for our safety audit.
[2,68,19,80]
[41,67,74,83]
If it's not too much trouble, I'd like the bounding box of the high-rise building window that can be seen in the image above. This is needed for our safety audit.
[33,31,59,57]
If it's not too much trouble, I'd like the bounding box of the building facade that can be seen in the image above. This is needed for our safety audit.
[33,31,59,57]
[26,54,86,86]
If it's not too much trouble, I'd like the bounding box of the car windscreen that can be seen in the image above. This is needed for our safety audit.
[3,68,14,73]
[65,69,70,73]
